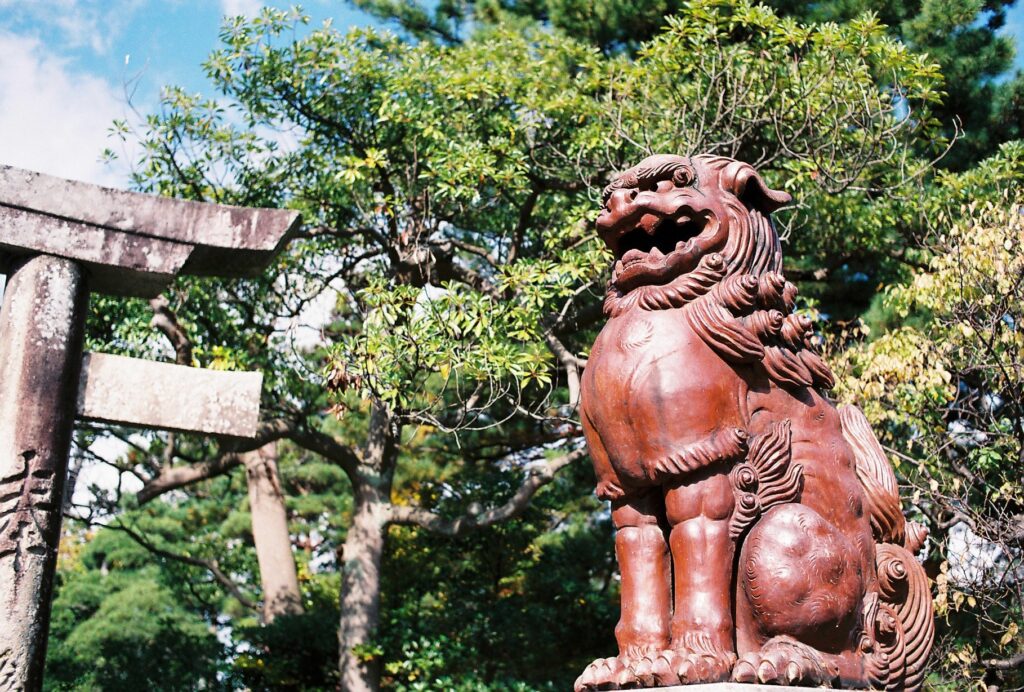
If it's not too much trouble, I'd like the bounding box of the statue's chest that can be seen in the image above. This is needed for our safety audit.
[583,308,738,409]
[581,307,749,462]
[588,310,690,380]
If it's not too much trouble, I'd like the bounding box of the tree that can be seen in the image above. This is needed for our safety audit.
[244,442,305,622]
[349,0,688,51]
[830,143,1024,688]
[44,524,223,691]
[765,0,1024,170]
[57,2,946,689]
[355,0,1024,171]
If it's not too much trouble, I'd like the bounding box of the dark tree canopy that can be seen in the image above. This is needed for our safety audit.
[354,0,1024,169]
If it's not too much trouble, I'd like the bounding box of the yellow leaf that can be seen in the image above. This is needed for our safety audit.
[1000,622,1019,647]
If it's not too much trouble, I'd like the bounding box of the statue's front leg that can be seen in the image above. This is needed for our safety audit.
[653,469,737,685]
[575,490,670,692]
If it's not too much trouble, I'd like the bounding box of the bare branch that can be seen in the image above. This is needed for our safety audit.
[545,332,584,410]
[387,447,587,535]
[983,651,1024,672]
[287,425,364,482]
[137,419,295,504]
[108,521,258,611]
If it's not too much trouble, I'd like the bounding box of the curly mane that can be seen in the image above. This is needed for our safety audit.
[603,155,834,392]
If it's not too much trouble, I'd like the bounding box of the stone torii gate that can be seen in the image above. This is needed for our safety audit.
[0,165,300,690]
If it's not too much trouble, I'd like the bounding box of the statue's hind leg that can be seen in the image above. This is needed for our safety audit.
[574,490,670,692]
[733,503,870,687]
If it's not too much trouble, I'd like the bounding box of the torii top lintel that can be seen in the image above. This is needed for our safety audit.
[0,165,301,297]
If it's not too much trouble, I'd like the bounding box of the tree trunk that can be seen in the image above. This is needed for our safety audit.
[337,485,389,692]
[244,441,303,623]
[338,403,396,692]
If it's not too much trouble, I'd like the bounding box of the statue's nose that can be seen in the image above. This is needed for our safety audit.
[606,187,638,214]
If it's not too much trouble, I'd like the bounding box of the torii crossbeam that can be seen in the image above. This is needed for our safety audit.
[0,165,300,691]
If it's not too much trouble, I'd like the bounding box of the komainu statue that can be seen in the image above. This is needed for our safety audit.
[576,155,934,690]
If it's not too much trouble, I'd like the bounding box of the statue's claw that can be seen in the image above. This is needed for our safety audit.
[574,656,637,691]
[630,655,657,687]
[757,660,778,684]
[785,660,803,684]
[648,648,734,685]
[732,636,839,687]
[732,658,758,683]
[651,651,681,686]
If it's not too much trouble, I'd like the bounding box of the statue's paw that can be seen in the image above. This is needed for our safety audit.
[651,648,736,686]
[629,653,659,687]
[574,655,637,691]
[732,636,839,686]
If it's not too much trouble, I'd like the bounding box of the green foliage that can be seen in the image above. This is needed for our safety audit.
[230,586,342,689]
[357,0,1024,170]
[351,0,689,51]
[765,0,1023,168]
[830,155,1023,688]
[45,530,222,691]
[379,461,618,690]
[602,1,946,317]
[141,2,940,413]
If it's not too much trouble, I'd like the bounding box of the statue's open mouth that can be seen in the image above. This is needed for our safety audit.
[608,213,708,290]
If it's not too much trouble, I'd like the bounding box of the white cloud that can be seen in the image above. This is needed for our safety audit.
[0,0,140,54]
[0,32,127,185]
[220,0,263,18]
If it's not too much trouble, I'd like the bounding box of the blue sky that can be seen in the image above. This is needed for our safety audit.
[1,0,1023,187]
[0,1,378,184]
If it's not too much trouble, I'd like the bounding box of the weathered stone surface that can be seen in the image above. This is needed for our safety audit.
[76,352,264,437]
[0,163,298,688]
[0,255,88,692]
[0,205,192,296]
[0,164,301,297]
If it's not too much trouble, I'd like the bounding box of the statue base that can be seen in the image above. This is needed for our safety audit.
[618,686,866,691]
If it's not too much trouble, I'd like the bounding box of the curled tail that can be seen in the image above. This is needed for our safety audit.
[840,405,934,691]
[873,543,936,691]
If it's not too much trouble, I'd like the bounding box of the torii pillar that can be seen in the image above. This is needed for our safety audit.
[0,165,300,690]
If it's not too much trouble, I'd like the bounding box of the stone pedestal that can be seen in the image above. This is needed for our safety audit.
[631,686,865,691]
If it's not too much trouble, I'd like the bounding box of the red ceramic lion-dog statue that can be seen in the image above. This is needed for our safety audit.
[576,155,934,690]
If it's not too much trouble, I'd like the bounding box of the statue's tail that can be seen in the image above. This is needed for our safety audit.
[840,405,934,691]
[871,542,936,691]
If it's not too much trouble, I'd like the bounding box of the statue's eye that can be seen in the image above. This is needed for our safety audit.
[672,167,694,187]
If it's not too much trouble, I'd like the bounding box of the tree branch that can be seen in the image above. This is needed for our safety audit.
[983,651,1024,671]
[149,295,192,365]
[545,332,584,410]
[387,447,587,536]
[137,419,296,504]
[430,246,502,299]
[138,453,244,505]
[508,187,540,264]
[287,425,364,483]
[109,521,258,611]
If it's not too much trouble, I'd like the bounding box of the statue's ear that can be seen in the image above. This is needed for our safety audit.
[720,161,792,214]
